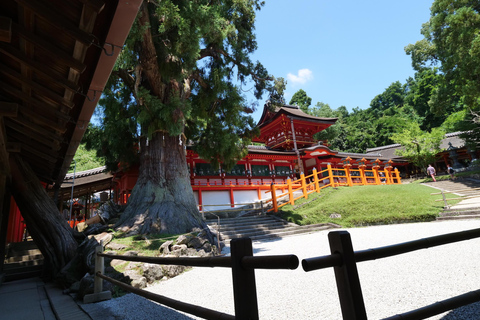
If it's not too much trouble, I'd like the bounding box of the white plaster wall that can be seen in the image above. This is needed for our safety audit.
[200,191,231,211]
[234,190,258,204]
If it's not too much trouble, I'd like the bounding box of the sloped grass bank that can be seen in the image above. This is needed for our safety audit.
[277,184,455,228]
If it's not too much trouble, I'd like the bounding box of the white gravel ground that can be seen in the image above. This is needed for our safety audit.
[81,219,480,319]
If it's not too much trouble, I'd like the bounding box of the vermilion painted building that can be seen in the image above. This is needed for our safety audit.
[115,104,408,210]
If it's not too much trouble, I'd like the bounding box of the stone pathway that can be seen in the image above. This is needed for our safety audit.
[422,178,480,220]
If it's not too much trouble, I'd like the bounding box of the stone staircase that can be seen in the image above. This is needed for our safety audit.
[206,215,339,243]
[423,178,480,221]
[3,241,44,282]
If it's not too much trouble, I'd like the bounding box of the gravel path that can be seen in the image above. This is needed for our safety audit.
[81,219,480,319]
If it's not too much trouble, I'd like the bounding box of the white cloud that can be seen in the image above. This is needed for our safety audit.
[287,68,314,85]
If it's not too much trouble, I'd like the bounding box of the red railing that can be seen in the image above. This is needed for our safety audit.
[267,164,402,212]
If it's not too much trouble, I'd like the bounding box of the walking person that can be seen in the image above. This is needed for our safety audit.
[427,164,436,182]
[447,164,455,179]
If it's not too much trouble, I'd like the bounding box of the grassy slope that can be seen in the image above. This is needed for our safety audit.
[277,183,457,228]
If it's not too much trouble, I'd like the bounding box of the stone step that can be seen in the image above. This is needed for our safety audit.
[3,262,43,282]
[6,253,44,263]
[441,208,480,216]
[437,215,480,221]
[206,215,276,226]
[219,224,292,238]
[220,223,329,240]
[209,221,287,232]
[223,224,337,243]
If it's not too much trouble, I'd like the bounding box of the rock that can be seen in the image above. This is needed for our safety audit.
[94,232,113,245]
[329,213,342,219]
[159,240,174,254]
[124,270,147,289]
[125,262,142,271]
[202,242,212,253]
[77,273,95,299]
[124,251,139,256]
[142,263,164,283]
[171,244,187,253]
[187,237,204,249]
[175,234,194,245]
[131,277,147,289]
[162,264,186,278]
[106,243,127,251]
[75,222,88,233]
[109,259,127,268]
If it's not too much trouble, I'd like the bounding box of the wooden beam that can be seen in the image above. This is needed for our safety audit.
[0,63,75,109]
[0,16,12,43]
[12,23,86,73]
[0,103,18,117]
[77,0,106,13]
[0,80,71,130]
[15,0,96,47]
[14,142,59,164]
[5,120,61,150]
[0,43,80,92]
[0,118,10,176]
[7,116,64,143]
[6,142,21,153]
[7,129,61,152]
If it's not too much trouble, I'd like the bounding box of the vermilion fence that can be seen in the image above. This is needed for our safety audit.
[87,227,480,320]
[268,164,402,212]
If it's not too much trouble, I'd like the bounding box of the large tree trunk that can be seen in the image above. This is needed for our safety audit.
[116,132,208,236]
[9,155,78,278]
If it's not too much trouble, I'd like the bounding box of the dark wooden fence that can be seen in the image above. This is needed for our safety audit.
[88,228,480,320]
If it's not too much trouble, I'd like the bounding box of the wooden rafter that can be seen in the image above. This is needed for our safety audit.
[15,0,96,47]
[0,17,12,43]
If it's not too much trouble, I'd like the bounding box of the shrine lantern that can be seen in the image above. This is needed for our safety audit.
[341,156,352,168]
[372,159,382,169]
[357,158,368,169]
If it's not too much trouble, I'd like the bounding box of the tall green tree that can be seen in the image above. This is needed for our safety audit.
[405,0,480,144]
[289,89,312,112]
[391,122,445,174]
[90,1,271,235]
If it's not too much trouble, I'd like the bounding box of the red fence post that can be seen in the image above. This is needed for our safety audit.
[271,183,278,213]
[230,238,259,320]
[328,231,367,320]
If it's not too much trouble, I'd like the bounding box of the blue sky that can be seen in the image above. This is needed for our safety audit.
[246,0,434,122]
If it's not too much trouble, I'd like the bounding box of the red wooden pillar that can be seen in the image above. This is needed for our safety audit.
[230,187,235,208]
[198,189,203,212]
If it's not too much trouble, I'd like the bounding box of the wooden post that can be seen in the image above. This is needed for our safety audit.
[373,167,380,185]
[328,231,367,320]
[327,164,335,187]
[287,178,294,205]
[441,191,448,209]
[300,173,308,200]
[270,183,278,213]
[394,168,401,184]
[84,241,112,303]
[230,188,235,208]
[345,167,353,187]
[383,169,391,185]
[230,238,259,320]
[359,167,367,185]
[312,168,320,193]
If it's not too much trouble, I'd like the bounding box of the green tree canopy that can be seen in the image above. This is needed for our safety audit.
[289,89,312,112]
[391,122,445,173]
[405,0,480,145]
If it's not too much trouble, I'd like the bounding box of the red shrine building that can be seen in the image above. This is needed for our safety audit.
[115,104,408,210]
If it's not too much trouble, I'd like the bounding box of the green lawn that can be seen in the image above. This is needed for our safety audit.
[276,183,458,228]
